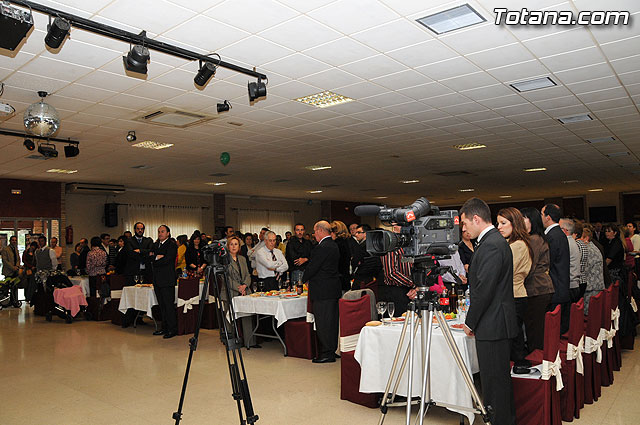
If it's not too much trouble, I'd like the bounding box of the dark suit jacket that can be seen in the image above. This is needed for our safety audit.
[115,247,127,275]
[546,225,570,304]
[152,239,177,288]
[124,236,154,276]
[302,236,342,301]
[465,227,518,341]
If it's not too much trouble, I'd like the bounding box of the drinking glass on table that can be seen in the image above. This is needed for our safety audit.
[376,302,387,323]
[387,302,395,323]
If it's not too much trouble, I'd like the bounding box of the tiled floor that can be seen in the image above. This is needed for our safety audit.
[1,305,639,425]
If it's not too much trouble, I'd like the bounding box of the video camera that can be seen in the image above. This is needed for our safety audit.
[354,197,460,259]
[201,240,229,266]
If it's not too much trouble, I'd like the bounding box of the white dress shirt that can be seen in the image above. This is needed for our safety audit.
[247,240,265,268]
[255,245,288,278]
[439,251,467,283]
[544,222,559,235]
[477,225,495,243]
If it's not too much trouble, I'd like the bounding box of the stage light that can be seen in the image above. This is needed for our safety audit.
[24,139,35,151]
[38,142,58,158]
[123,45,150,75]
[248,78,267,102]
[126,131,136,142]
[194,61,217,88]
[64,144,79,158]
[45,16,71,49]
[217,100,231,113]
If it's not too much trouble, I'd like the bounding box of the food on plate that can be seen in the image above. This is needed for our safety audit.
[365,320,382,327]
[451,323,465,329]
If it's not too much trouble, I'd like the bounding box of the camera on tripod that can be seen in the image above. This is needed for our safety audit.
[201,240,228,265]
[354,197,460,259]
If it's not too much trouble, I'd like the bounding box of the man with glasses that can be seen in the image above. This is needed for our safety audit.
[255,231,288,292]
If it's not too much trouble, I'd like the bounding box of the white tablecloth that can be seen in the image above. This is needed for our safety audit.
[69,276,90,297]
[232,295,307,327]
[118,284,205,319]
[354,321,479,424]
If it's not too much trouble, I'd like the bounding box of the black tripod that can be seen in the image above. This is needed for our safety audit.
[173,252,258,425]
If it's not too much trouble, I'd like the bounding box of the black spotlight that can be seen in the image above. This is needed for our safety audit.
[194,61,217,88]
[123,45,150,75]
[64,144,79,158]
[45,17,71,49]
[38,142,58,158]
[24,139,35,151]
[126,131,136,142]
[248,78,267,102]
[217,100,231,113]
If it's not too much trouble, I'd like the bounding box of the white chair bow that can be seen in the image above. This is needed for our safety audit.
[631,297,638,313]
[339,333,360,353]
[566,335,585,375]
[611,307,620,331]
[585,329,605,363]
[177,295,200,313]
[604,327,616,349]
[541,351,564,391]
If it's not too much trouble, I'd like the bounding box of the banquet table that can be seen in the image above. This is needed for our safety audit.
[232,294,308,355]
[68,276,90,297]
[354,319,479,424]
[118,283,206,331]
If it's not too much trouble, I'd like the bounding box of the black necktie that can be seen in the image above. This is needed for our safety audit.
[12,246,18,264]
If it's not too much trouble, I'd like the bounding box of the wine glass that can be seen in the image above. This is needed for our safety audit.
[387,302,395,324]
[376,302,387,322]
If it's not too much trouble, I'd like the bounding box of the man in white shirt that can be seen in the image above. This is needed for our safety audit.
[560,218,582,303]
[626,222,640,253]
[35,235,58,272]
[255,231,288,291]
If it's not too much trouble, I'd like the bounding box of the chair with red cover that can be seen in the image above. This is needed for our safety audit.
[559,298,584,421]
[176,278,200,335]
[284,317,318,359]
[583,291,604,404]
[600,285,614,387]
[610,282,621,371]
[621,270,637,350]
[513,305,562,425]
[108,275,126,326]
[339,293,378,408]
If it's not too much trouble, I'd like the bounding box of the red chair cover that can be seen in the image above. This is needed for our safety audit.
[109,274,126,326]
[284,318,318,359]
[600,286,614,387]
[583,291,604,404]
[339,294,378,408]
[621,271,636,350]
[515,305,562,425]
[176,278,199,336]
[201,275,219,330]
[610,282,621,371]
[559,299,584,421]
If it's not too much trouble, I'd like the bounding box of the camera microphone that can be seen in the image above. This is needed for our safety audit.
[354,204,383,216]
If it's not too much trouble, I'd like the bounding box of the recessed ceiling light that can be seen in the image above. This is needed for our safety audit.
[524,167,547,172]
[294,91,354,108]
[452,143,486,151]
[416,4,486,35]
[588,188,603,192]
[11,189,21,195]
[227,121,243,127]
[131,165,152,170]
[562,180,579,184]
[131,141,174,150]
[606,151,629,158]
[587,136,615,144]
[304,165,332,171]
[459,188,475,192]
[206,182,227,186]
[46,168,77,174]
[375,196,388,199]
[510,77,556,92]
[401,180,420,184]
[308,190,323,194]
[558,114,592,124]
[499,195,512,199]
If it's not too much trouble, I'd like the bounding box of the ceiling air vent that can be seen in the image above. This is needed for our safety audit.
[134,108,216,128]
[209,172,231,177]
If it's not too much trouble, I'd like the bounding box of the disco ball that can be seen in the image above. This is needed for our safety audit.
[24,98,60,137]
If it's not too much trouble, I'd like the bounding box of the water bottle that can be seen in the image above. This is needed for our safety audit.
[464,289,470,311]
[182,269,188,279]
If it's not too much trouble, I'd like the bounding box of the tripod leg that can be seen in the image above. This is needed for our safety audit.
[406,304,416,425]
[390,322,420,403]
[434,310,491,424]
[417,309,435,425]
[378,312,411,425]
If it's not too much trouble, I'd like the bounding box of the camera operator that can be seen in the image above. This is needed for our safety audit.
[460,197,517,425]
[351,224,382,289]
[380,224,416,315]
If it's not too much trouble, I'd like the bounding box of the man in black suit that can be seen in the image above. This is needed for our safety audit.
[124,222,154,286]
[461,197,517,425]
[542,204,571,334]
[351,224,382,289]
[302,220,342,363]
[151,225,178,339]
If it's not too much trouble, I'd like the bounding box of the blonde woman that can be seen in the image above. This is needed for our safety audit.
[331,220,351,292]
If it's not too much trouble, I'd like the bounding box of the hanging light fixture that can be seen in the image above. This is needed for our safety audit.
[24,91,60,137]
[194,54,220,88]
[123,35,150,76]
[45,16,71,49]
[248,78,267,102]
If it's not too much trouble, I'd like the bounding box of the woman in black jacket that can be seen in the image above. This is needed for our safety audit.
[331,220,352,292]
[603,223,625,285]
[185,233,205,277]
[115,236,128,275]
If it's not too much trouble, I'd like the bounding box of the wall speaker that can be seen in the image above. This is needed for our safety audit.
[104,203,118,227]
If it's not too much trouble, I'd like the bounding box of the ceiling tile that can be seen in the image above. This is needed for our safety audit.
[360,91,412,108]
[371,70,431,91]
[204,0,298,34]
[340,54,406,80]
[334,81,389,99]
[298,68,363,91]
[567,76,622,94]
[440,72,499,92]
[466,43,535,70]
[163,15,250,53]
[275,0,337,13]
[440,23,517,55]
[165,0,225,13]
[268,80,323,99]
[523,27,594,58]
[258,15,342,52]
[540,47,608,73]
[386,40,457,68]
[351,18,433,52]
[98,0,196,34]
[600,36,640,61]
[19,56,93,82]
[124,82,186,102]
[4,71,70,94]
[553,63,616,85]
[218,36,294,66]
[610,54,640,74]
[263,53,331,79]
[76,70,144,92]
[303,37,377,67]
[487,60,550,82]
[308,0,399,35]
[460,83,513,101]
